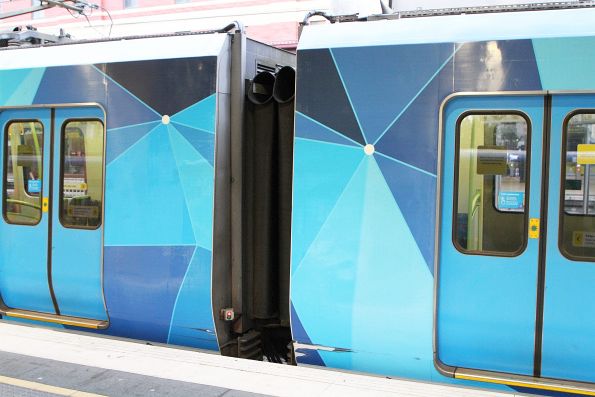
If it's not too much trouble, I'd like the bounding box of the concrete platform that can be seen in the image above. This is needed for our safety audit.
[0,321,528,397]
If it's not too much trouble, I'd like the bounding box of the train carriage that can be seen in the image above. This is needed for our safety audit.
[0,28,295,355]
[3,3,595,397]
[291,5,595,395]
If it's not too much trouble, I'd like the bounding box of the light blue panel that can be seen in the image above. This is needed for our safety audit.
[105,124,195,246]
[168,246,217,350]
[167,125,214,250]
[437,95,544,376]
[52,226,105,319]
[291,139,364,271]
[291,157,367,370]
[541,94,595,382]
[51,107,107,320]
[5,68,46,106]
[0,108,54,313]
[171,94,216,133]
[299,8,595,50]
[350,157,434,379]
[533,37,595,90]
[0,69,38,105]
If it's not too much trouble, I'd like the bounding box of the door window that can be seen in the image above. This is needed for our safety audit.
[3,120,44,225]
[560,112,595,260]
[59,119,104,229]
[454,113,529,255]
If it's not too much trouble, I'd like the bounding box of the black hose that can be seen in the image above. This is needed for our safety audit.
[248,72,276,105]
[273,66,296,104]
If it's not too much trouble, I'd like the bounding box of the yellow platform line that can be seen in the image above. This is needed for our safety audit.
[0,375,106,397]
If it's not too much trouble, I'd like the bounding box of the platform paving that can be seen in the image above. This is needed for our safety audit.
[0,350,266,397]
[0,321,530,397]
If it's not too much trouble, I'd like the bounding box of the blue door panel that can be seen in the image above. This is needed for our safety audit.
[541,94,595,382]
[51,107,107,320]
[0,108,54,313]
[437,95,544,376]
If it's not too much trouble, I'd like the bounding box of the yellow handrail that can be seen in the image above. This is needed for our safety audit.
[6,198,41,210]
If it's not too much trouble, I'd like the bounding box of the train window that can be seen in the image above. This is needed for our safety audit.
[59,119,104,229]
[560,112,595,261]
[3,121,44,225]
[453,113,529,255]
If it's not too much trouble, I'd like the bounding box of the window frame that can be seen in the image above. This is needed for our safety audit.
[558,109,595,262]
[2,119,44,226]
[58,118,104,231]
[451,110,532,257]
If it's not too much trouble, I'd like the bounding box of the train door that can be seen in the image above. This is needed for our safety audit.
[438,93,595,388]
[0,106,107,328]
[0,108,54,314]
[437,94,545,376]
[540,93,595,383]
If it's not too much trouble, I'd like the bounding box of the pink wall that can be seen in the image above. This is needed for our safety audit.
[1,0,299,50]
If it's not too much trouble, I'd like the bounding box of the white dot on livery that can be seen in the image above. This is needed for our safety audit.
[162,115,170,125]
[364,144,375,156]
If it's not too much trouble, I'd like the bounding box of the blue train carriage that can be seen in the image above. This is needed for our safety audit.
[0,27,295,356]
[291,5,595,396]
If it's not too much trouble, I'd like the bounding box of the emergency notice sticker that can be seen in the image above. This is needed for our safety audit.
[573,231,595,248]
[477,145,507,175]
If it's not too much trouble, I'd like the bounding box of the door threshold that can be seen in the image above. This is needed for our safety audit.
[455,367,595,396]
[0,302,108,330]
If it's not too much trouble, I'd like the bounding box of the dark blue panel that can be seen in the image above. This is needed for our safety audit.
[295,112,359,147]
[454,40,542,92]
[100,245,193,342]
[375,56,453,174]
[171,122,215,167]
[34,65,159,129]
[106,121,160,165]
[296,49,364,145]
[375,155,436,273]
[99,57,217,116]
[332,43,454,145]
[290,304,325,366]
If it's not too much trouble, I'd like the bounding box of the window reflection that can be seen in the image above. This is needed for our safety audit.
[454,113,528,255]
[561,113,595,260]
[3,121,43,225]
[60,120,104,229]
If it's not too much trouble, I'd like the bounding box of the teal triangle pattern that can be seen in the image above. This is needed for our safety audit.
[171,122,215,167]
[167,125,214,250]
[292,158,369,370]
[295,112,361,148]
[106,121,161,165]
[171,94,216,133]
[349,158,433,378]
[331,44,454,144]
[0,68,45,106]
[533,37,595,90]
[105,124,195,246]
[291,138,364,272]
[168,246,217,350]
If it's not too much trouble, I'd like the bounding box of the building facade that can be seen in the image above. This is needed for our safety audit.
[0,0,335,50]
